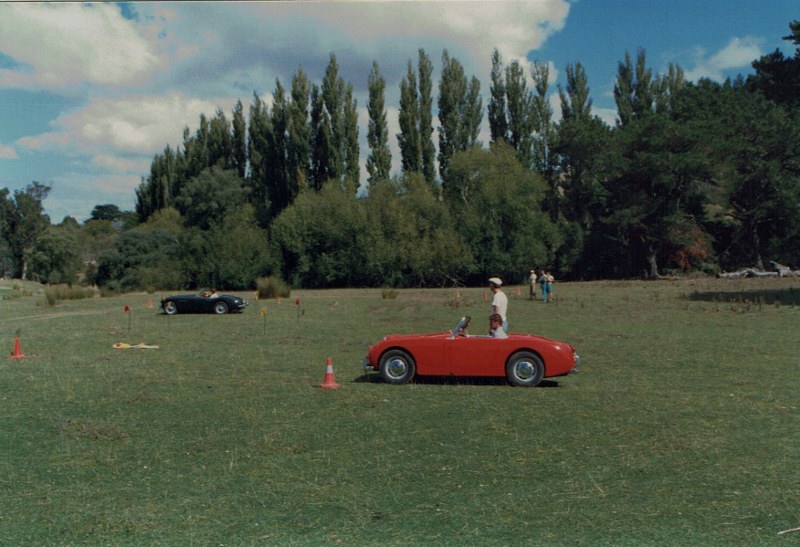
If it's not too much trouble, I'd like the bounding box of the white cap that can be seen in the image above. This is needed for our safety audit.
[488,277,502,287]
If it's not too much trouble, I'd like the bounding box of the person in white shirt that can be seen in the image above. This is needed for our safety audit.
[489,313,508,338]
[488,277,508,332]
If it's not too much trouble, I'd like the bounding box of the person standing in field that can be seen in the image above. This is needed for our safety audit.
[539,270,554,303]
[539,269,551,302]
[528,268,537,300]
[488,277,508,332]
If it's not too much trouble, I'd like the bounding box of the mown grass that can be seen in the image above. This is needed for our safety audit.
[0,277,798,545]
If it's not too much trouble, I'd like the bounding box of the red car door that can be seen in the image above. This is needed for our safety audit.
[444,336,506,377]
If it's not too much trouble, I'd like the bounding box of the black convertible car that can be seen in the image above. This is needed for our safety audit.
[160,293,248,315]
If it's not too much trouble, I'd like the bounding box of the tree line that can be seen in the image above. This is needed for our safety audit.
[2,22,799,290]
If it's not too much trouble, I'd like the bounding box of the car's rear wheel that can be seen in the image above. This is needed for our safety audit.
[214,301,229,314]
[164,301,178,315]
[506,351,544,387]
[379,349,416,384]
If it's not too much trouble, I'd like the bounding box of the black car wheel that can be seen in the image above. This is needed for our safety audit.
[164,301,178,315]
[379,349,416,384]
[506,351,544,387]
[214,301,229,314]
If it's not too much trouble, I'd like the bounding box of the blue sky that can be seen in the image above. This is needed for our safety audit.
[0,1,796,222]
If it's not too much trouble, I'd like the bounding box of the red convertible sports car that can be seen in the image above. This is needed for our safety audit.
[364,316,580,387]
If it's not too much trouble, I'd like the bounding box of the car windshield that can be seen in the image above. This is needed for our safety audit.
[449,316,471,338]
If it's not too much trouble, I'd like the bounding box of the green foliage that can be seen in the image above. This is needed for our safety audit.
[272,185,367,287]
[361,174,472,287]
[255,275,291,299]
[27,225,83,285]
[366,61,392,185]
[444,143,556,283]
[438,50,483,182]
[94,220,185,292]
[174,166,249,230]
[194,206,276,290]
[0,182,51,279]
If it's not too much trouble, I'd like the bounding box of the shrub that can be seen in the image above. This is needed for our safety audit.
[255,276,291,300]
[43,285,97,306]
[381,287,399,300]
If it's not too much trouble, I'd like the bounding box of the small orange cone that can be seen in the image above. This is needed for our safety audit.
[320,357,340,389]
[146,298,154,309]
[515,287,521,297]
[10,336,25,359]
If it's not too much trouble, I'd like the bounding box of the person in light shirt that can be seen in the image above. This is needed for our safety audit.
[488,313,508,338]
[488,277,508,332]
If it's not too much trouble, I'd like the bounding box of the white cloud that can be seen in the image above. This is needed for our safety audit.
[0,3,162,91]
[0,142,17,159]
[684,36,763,82]
[17,93,239,166]
[593,107,618,128]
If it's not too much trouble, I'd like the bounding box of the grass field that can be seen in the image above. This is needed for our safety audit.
[1,277,798,545]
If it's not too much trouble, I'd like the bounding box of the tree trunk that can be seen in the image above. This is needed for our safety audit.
[647,250,659,279]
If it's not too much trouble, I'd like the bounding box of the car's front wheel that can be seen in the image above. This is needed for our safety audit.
[379,349,416,384]
[506,351,544,387]
[214,301,229,314]
[164,301,178,315]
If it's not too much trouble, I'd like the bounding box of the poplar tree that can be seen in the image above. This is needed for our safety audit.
[343,83,360,193]
[267,79,291,218]
[366,61,392,186]
[417,49,436,185]
[397,60,421,174]
[438,50,482,185]
[288,68,311,195]
[506,59,534,168]
[319,54,359,192]
[614,48,654,126]
[488,49,509,144]
[309,84,332,191]
[530,60,555,178]
[231,100,247,179]
[322,54,344,181]
[248,92,272,224]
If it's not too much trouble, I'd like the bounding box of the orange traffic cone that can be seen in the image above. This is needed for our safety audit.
[146,298,154,309]
[515,287,521,297]
[10,336,25,359]
[320,357,340,389]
